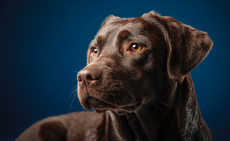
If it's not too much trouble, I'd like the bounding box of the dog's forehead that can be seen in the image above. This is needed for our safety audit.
[89,17,145,46]
[99,19,143,36]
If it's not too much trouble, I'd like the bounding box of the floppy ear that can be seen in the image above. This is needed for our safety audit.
[149,12,213,83]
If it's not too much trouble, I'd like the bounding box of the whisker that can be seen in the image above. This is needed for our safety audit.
[110,92,117,105]
[124,94,130,106]
[119,83,138,108]
[156,99,173,106]
[68,86,77,98]
[77,96,82,111]
[70,93,77,109]
[153,102,158,112]
[154,103,166,116]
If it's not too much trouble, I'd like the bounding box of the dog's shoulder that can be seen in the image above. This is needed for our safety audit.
[16,112,102,141]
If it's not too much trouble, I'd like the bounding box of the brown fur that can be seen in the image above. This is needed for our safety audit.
[17,11,214,141]
[39,121,67,141]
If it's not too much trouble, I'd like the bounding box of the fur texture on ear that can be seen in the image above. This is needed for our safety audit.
[145,11,213,83]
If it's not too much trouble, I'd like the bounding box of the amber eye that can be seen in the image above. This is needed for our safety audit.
[130,44,142,52]
[92,48,97,56]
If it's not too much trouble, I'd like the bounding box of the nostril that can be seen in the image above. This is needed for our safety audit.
[77,75,83,82]
[78,68,101,86]
[86,74,93,80]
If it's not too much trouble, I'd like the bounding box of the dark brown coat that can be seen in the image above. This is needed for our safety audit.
[17,11,214,141]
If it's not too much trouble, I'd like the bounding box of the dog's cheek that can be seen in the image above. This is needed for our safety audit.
[143,53,155,73]
[129,52,155,81]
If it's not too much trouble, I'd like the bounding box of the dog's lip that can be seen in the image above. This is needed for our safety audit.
[87,96,139,112]
[94,107,137,115]
[88,95,137,108]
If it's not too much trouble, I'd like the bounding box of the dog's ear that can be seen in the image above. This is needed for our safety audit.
[144,11,213,83]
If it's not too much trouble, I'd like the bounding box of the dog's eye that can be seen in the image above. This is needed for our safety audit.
[130,44,142,52]
[92,48,98,56]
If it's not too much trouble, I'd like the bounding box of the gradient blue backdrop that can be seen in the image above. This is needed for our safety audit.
[0,0,229,140]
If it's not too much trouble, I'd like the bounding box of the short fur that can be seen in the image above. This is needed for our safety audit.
[17,11,214,141]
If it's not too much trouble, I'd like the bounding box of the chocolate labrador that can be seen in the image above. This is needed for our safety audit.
[17,11,214,141]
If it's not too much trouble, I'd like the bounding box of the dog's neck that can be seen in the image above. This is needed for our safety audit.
[135,73,214,141]
[96,74,214,141]
[96,110,148,141]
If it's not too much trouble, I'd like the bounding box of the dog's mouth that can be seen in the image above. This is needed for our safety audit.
[78,85,142,115]
[85,96,139,114]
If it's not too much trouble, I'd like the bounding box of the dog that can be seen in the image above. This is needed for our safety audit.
[17,11,214,141]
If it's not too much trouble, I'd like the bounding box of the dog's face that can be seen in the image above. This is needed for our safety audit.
[77,11,212,114]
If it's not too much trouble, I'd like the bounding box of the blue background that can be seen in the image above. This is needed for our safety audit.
[0,0,229,140]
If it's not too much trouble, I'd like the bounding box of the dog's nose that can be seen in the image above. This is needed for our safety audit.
[77,68,101,86]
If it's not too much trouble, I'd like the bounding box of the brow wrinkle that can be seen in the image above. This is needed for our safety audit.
[96,35,104,50]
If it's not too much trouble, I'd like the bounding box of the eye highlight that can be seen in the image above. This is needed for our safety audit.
[130,44,142,52]
[91,47,98,56]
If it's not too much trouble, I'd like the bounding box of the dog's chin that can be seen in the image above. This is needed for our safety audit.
[94,109,127,115]
[86,97,139,115]
[93,108,134,115]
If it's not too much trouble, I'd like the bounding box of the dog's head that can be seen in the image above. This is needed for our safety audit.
[77,11,212,114]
